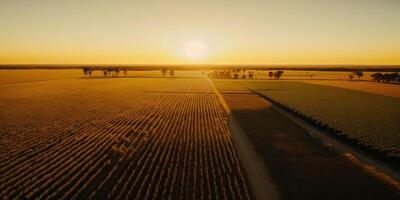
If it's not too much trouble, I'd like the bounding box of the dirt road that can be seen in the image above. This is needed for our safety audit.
[208,78,279,200]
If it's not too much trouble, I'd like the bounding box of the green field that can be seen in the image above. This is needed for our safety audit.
[214,80,400,158]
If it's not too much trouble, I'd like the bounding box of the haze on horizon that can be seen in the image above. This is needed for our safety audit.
[0,0,399,65]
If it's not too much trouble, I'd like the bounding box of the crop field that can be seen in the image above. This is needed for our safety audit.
[0,69,204,85]
[303,80,400,98]
[214,80,400,159]
[252,70,381,81]
[0,72,252,199]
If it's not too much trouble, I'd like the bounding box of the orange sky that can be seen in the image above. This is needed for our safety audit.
[0,1,399,65]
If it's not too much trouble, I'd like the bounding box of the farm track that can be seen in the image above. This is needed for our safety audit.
[0,78,252,199]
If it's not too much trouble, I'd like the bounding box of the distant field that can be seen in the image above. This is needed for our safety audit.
[253,70,383,81]
[214,80,400,158]
[1,69,399,199]
[0,69,81,84]
[0,70,251,199]
[0,69,204,85]
[303,80,400,98]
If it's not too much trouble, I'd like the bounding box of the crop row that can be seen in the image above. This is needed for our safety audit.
[0,78,252,199]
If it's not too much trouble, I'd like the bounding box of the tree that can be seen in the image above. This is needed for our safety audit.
[353,71,364,79]
[396,73,400,83]
[248,71,254,79]
[82,68,90,77]
[370,72,383,82]
[348,74,354,80]
[389,72,399,83]
[268,71,274,79]
[371,72,400,83]
[161,68,167,76]
[274,70,284,79]
[382,73,391,82]
[169,70,175,76]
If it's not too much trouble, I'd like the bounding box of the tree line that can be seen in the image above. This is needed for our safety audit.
[82,68,175,77]
[370,72,400,83]
[161,68,175,76]
[208,70,284,79]
[82,68,128,77]
[348,71,364,80]
[348,70,400,83]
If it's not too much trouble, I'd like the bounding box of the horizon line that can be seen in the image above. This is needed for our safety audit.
[1,63,400,67]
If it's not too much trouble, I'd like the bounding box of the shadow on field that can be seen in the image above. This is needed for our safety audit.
[249,89,400,167]
[222,93,399,200]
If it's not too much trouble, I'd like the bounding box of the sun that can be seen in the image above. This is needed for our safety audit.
[184,40,206,59]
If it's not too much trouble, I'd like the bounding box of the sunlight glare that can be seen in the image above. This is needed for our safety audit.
[184,40,206,59]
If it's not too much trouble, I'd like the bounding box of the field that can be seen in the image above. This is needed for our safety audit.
[252,70,382,81]
[214,80,400,160]
[0,69,204,85]
[215,92,399,199]
[303,80,400,98]
[1,69,399,199]
[0,71,252,199]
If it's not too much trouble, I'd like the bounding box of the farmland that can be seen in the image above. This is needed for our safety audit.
[214,80,400,160]
[1,69,399,199]
[251,70,386,81]
[215,92,399,199]
[0,71,252,199]
[303,80,400,98]
[0,69,204,85]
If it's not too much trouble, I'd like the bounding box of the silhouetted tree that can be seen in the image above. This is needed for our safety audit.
[389,72,399,83]
[248,71,254,79]
[169,70,175,76]
[353,71,364,79]
[383,73,391,82]
[370,72,383,82]
[268,71,274,79]
[233,73,239,79]
[116,68,120,76]
[82,68,90,77]
[371,72,399,83]
[274,70,284,79]
[161,68,167,76]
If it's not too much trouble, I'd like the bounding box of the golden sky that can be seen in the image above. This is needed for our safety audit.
[0,0,399,65]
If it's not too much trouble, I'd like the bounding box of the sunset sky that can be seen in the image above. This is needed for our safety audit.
[0,0,399,65]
